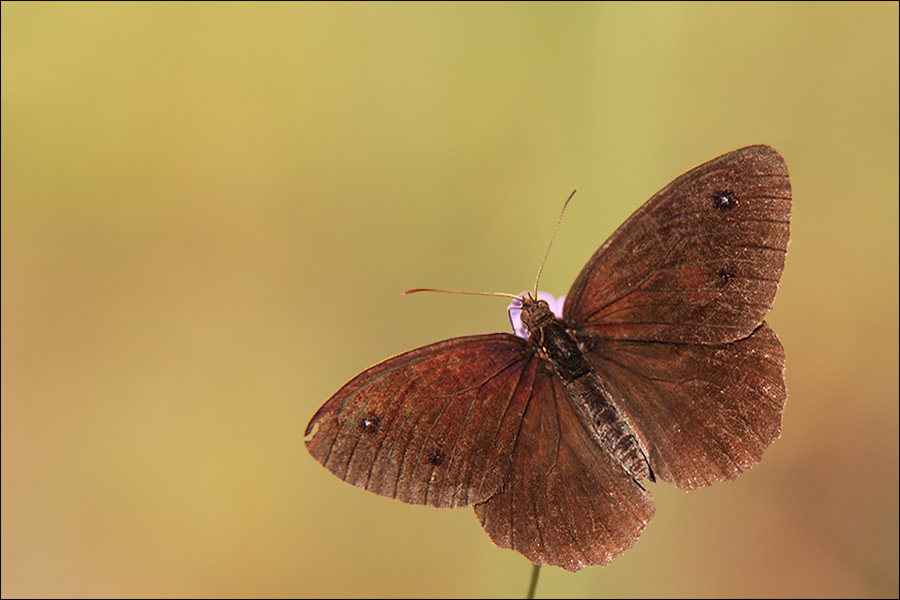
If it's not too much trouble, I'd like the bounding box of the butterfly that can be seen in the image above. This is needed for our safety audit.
[304,145,791,571]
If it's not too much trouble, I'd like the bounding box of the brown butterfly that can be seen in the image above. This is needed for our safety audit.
[305,145,791,571]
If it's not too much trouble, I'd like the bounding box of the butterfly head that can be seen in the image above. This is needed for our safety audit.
[507,292,565,340]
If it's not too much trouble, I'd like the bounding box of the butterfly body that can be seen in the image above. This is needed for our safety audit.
[306,145,791,571]
[520,296,654,483]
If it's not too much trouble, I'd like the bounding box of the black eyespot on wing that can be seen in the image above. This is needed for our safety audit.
[428,450,445,466]
[360,415,380,435]
[718,268,736,283]
[711,190,737,210]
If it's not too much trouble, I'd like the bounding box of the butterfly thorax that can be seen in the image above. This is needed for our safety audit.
[520,297,654,483]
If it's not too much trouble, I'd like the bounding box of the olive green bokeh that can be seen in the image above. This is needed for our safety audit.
[2,2,897,598]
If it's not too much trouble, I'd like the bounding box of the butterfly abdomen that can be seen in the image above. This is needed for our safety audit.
[567,373,655,484]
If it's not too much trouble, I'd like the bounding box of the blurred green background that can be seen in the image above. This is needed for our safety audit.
[2,2,897,598]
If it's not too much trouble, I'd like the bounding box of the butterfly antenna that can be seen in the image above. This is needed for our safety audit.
[404,288,519,300]
[533,189,577,297]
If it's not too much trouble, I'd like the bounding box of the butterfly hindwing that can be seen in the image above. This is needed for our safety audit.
[578,322,787,489]
[474,367,655,571]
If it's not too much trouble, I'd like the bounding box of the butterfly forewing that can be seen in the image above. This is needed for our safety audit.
[305,334,537,508]
[564,145,791,345]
